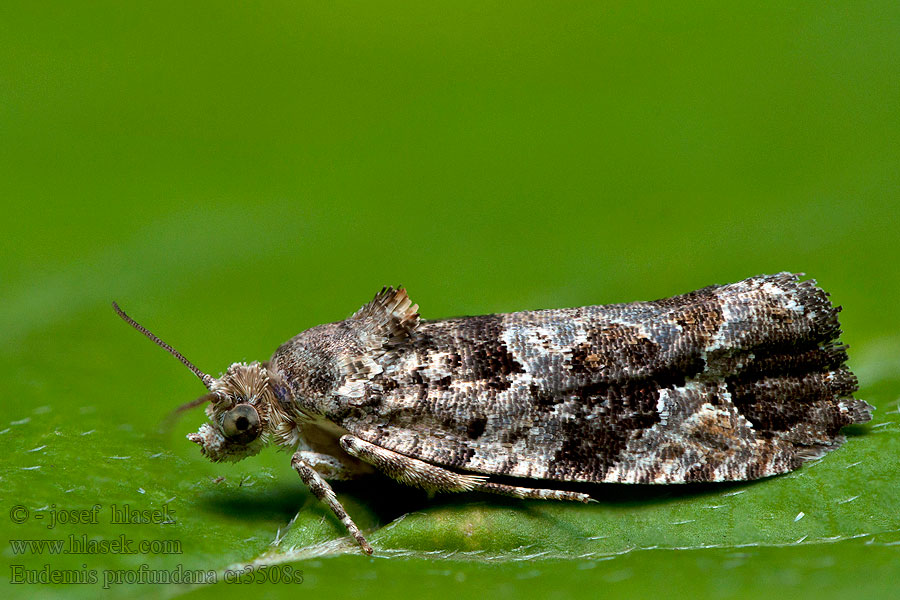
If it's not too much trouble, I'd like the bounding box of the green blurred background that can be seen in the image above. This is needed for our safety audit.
[2,2,898,598]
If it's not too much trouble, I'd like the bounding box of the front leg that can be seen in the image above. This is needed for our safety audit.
[290,452,373,555]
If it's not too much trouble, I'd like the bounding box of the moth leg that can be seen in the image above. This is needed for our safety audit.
[473,482,591,503]
[339,435,488,492]
[294,450,359,481]
[290,452,373,555]
[341,436,591,502]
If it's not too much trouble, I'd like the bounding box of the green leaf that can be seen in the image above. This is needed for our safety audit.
[2,1,899,598]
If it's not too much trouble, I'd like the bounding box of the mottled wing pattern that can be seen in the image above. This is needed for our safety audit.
[336,274,872,484]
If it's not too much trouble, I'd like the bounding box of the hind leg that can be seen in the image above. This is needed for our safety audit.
[474,481,591,502]
[339,435,591,502]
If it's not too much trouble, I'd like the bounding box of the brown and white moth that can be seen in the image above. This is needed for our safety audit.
[114,273,872,554]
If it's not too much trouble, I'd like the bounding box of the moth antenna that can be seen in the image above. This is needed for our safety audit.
[159,392,218,432]
[112,301,214,389]
[172,392,217,414]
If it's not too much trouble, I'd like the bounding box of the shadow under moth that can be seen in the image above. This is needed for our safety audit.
[114,273,872,554]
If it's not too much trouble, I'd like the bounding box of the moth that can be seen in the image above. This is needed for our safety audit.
[114,273,872,554]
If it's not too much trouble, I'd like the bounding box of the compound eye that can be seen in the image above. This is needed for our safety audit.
[221,404,261,444]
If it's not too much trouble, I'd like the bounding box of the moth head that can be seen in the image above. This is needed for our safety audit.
[185,362,277,462]
[112,303,278,463]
